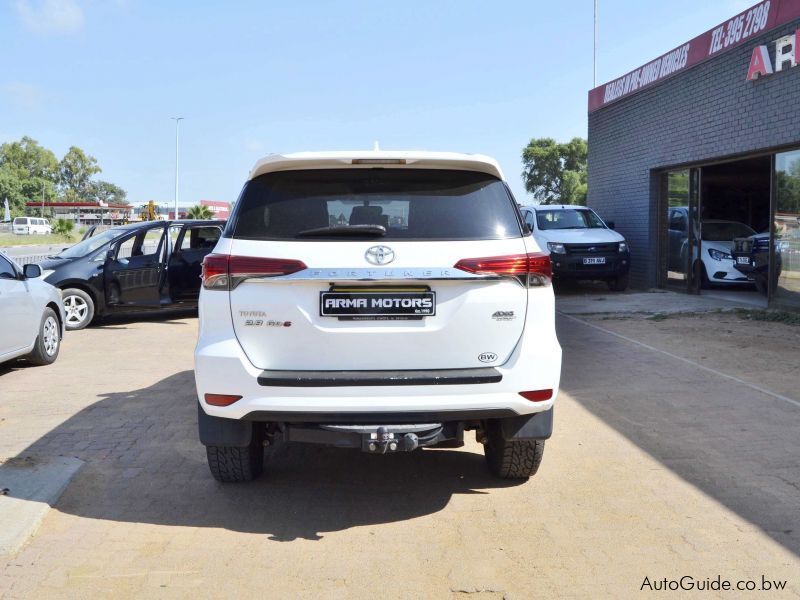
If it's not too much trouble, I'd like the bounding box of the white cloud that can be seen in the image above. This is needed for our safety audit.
[16,0,84,34]
[2,82,44,110]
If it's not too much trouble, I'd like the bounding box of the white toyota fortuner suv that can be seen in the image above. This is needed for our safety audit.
[195,151,562,482]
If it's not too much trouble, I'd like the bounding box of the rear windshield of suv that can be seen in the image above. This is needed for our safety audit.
[227,169,522,241]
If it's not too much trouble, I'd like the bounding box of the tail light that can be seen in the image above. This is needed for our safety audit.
[202,254,307,290]
[453,253,552,287]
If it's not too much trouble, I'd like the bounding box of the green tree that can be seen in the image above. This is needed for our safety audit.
[521,137,588,205]
[53,218,75,239]
[0,136,59,216]
[0,136,128,217]
[186,204,214,219]
[60,146,101,201]
[89,180,128,204]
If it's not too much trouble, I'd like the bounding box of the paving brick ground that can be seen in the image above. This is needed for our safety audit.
[0,310,798,598]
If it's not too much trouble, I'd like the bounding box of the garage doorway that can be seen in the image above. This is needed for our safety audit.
[662,168,701,293]
[660,156,772,306]
[774,149,800,309]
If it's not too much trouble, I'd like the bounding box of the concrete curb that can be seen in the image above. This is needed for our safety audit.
[0,456,84,555]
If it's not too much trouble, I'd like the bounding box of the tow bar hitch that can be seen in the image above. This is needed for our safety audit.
[314,424,444,453]
[365,426,422,453]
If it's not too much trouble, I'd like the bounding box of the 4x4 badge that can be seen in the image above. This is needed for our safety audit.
[365,246,395,265]
[492,310,515,321]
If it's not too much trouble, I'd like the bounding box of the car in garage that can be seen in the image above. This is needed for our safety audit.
[0,251,65,366]
[38,219,225,330]
[667,207,757,287]
[731,232,782,295]
[519,204,630,291]
[194,151,562,483]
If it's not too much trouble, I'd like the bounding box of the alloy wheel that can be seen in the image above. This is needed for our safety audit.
[64,295,89,327]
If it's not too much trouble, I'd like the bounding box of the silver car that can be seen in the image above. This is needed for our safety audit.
[0,251,65,366]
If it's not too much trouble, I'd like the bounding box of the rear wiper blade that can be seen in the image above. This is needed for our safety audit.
[297,224,387,237]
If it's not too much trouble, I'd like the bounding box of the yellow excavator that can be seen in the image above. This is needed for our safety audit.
[140,200,160,221]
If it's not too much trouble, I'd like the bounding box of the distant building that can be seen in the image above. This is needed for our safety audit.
[199,200,230,219]
[25,201,132,225]
[139,200,230,221]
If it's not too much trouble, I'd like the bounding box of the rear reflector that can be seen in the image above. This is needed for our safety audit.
[519,389,553,402]
[202,254,307,290]
[453,253,552,287]
[204,393,242,406]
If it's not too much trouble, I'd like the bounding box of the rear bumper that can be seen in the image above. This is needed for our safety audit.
[194,330,561,421]
[550,252,629,280]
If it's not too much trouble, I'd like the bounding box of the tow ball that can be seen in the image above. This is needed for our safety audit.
[364,426,420,453]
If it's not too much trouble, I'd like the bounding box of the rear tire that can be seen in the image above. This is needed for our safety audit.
[484,429,545,480]
[606,273,629,292]
[26,307,61,366]
[206,440,264,482]
[61,288,95,330]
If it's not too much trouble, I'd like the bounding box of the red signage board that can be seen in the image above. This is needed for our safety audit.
[588,0,800,113]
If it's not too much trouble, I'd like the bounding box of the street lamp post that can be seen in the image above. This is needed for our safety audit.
[171,117,184,220]
[593,0,598,87]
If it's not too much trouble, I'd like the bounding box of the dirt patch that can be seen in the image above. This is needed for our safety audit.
[583,311,800,401]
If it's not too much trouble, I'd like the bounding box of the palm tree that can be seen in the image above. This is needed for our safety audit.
[186,204,214,220]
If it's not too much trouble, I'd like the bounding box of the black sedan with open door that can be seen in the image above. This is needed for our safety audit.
[37,220,225,330]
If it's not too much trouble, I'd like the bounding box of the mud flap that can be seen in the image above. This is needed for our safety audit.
[197,403,253,446]
[499,408,553,441]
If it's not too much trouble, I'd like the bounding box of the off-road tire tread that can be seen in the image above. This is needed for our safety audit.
[206,444,263,482]
[485,438,545,480]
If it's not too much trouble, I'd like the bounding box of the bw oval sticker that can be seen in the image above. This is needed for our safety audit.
[478,352,498,363]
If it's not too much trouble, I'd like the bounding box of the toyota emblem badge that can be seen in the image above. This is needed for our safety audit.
[365,246,395,266]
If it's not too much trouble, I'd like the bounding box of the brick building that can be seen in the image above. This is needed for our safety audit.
[587,0,800,309]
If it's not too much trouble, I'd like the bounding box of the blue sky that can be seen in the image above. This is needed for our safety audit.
[1,0,753,206]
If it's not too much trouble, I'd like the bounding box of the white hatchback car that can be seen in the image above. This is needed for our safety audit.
[195,151,562,482]
[0,252,65,366]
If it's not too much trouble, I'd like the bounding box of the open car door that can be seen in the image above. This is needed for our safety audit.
[104,225,169,309]
[80,225,97,241]
[167,223,223,302]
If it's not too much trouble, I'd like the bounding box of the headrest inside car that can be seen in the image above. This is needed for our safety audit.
[349,205,386,226]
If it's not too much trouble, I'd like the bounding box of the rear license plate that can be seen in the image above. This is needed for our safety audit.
[736,256,750,265]
[583,257,606,265]
[320,291,436,319]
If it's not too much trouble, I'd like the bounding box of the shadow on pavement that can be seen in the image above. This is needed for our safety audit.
[0,311,196,373]
[557,315,800,557]
[13,371,521,541]
[93,308,197,329]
